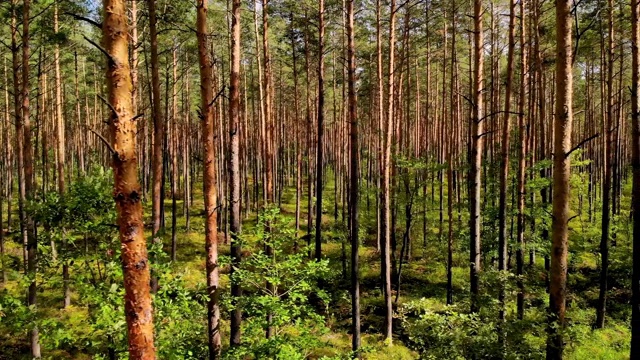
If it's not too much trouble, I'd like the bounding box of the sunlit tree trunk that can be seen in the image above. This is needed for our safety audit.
[196,0,222,357]
[102,0,156,357]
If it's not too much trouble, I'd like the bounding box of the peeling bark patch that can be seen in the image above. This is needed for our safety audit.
[128,309,139,321]
[135,259,147,270]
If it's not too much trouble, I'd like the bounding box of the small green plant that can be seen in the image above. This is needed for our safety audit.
[225,207,331,359]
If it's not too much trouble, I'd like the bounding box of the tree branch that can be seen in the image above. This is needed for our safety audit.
[83,36,116,65]
[565,133,599,158]
[65,12,102,29]
[87,127,115,155]
[207,86,226,108]
[132,113,144,122]
[479,110,523,122]
[97,95,118,117]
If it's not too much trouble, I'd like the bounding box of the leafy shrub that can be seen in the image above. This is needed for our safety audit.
[225,207,331,359]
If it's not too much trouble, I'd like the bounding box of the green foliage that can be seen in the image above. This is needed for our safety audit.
[225,207,331,359]
[400,298,547,360]
[400,300,501,360]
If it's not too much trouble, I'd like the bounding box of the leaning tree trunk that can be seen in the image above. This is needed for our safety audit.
[101,0,156,358]
[547,0,573,357]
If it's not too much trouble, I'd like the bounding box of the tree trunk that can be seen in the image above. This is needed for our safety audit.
[229,0,243,347]
[315,0,325,261]
[102,0,156,357]
[170,45,178,262]
[470,0,484,314]
[630,0,640,355]
[196,0,222,357]
[149,0,164,240]
[546,0,573,356]
[595,0,614,329]
[261,0,276,339]
[498,0,516,325]
[516,0,529,320]
[346,0,360,354]
[380,0,396,344]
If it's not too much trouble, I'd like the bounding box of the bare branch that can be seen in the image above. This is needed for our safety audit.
[97,95,118,117]
[87,127,115,155]
[65,12,102,29]
[83,36,117,65]
[565,133,599,158]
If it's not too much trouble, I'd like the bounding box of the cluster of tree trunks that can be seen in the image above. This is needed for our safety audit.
[4,0,640,358]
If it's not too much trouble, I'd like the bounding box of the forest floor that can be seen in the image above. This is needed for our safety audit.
[0,172,634,359]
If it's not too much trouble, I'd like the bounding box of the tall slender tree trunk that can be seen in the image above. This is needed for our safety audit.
[346,0,360,354]
[261,0,276,339]
[596,0,614,329]
[291,14,303,246]
[17,0,39,356]
[101,0,156,357]
[196,0,222,357]
[470,0,484,314]
[54,4,65,194]
[130,0,140,188]
[229,0,243,347]
[149,0,164,239]
[380,0,396,344]
[446,0,458,307]
[53,3,71,310]
[546,0,573,356]
[375,0,384,254]
[315,0,325,261]
[630,0,640,355]
[170,45,178,261]
[498,0,516,326]
[516,0,529,320]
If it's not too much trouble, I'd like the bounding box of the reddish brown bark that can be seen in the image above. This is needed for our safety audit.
[102,0,156,358]
[196,0,222,357]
